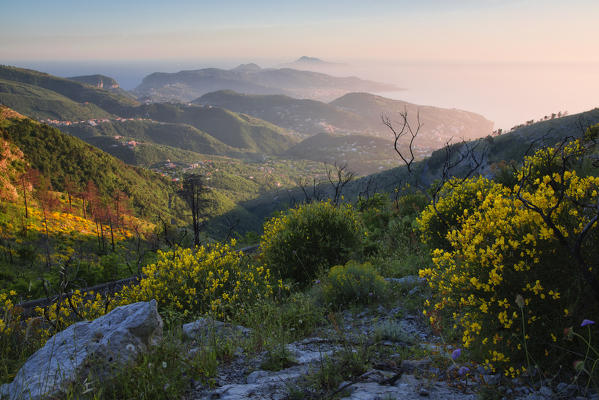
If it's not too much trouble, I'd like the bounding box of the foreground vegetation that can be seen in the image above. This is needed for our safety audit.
[1,120,598,399]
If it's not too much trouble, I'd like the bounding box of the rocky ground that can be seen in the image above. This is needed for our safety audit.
[3,277,599,400]
[184,279,599,400]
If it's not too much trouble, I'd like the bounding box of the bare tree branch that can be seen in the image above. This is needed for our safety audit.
[382,107,421,173]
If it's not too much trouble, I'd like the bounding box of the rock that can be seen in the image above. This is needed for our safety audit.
[0,301,162,400]
[401,358,432,373]
[539,386,553,397]
[482,374,501,385]
[385,275,426,287]
[246,370,271,384]
[182,317,251,341]
[341,374,477,400]
[556,382,577,398]
[209,365,310,399]
[358,369,396,383]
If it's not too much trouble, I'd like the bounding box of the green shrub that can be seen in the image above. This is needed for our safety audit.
[260,201,363,285]
[322,261,387,308]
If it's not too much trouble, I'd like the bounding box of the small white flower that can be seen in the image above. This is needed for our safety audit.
[126,344,136,352]
[162,361,167,369]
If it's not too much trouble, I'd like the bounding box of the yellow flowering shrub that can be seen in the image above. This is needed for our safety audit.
[1,290,47,383]
[120,242,282,319]
[260,201,363,285]
[419,139,599,375]
[418,176,497,250]
[322,261,387,308]
[38,241,284,330]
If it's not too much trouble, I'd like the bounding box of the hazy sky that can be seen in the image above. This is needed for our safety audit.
[2,0,599,63]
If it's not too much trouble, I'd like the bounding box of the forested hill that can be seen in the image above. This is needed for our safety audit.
[194,90,494,150]
[0,66,297,157]
[0,65,139,115]
[0,105,185,222]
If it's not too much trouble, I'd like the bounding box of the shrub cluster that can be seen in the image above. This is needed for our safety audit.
[418,139,599,375]
[322,261,387,308]
[39,241,284,328]
[260,201,363,285]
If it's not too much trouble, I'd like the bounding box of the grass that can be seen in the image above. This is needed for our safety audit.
[63,329,217,400]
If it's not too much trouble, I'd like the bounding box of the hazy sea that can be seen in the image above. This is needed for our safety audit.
[7,59,598,131]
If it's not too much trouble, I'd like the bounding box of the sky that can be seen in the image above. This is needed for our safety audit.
[2,0,599,63]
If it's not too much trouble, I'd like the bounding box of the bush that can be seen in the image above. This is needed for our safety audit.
[41,241,285,330]
[119,241,282,320]
[418,176,497,250]
[419,140,599,376]
[260,201,363,285]
[322,261,387,308]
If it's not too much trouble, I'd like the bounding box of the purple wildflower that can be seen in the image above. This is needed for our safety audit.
[581,319,595,327]
[458,366,470,376]
[451,348,462,361]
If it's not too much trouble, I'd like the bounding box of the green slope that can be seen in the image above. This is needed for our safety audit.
[284,132,397,175]
[0,108,185,222]
[0,79,113,120]
[59,119,236,156]
[129,103,297,153]
[0,65,138,115]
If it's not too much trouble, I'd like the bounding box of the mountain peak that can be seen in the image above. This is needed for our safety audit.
[232,63,261,72]
[295,56,325,64]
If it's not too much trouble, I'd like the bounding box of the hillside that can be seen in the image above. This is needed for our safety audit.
[0,65,138,115]
[127,103,298,154]
[59,119,236,157]
[196,90,494,156]
[331,92,495,143]
[67,74,135,99]
[0,66,298,157]
[67,74,120,89]
[220,106,599,233]
[195,90,368,135]
[133,64,399,102]
[0,79,114,121]
[284,133,397,175]
[0,106,184,222]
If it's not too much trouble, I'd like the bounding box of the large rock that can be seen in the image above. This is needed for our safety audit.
[0,300,162,400]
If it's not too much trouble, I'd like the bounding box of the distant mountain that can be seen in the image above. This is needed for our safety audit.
[133,64,399,102]
[196,90,494,156]
[297,56,325,63]
[0,105,184,222]
[280,57,347,71]
[331,92,494,144]
[283,132,397,175]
